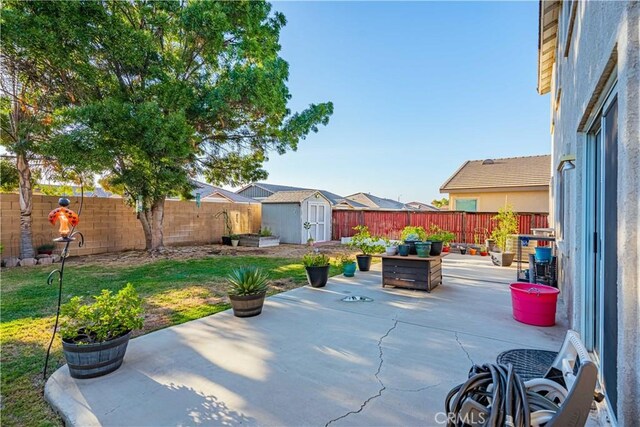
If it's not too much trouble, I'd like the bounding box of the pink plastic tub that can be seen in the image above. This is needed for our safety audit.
[510,283,560,327]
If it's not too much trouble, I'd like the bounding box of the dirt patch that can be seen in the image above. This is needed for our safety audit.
[64,241,358,268]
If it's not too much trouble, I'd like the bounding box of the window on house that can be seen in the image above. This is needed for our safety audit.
[455,199,477,212]
[561,0,576,57]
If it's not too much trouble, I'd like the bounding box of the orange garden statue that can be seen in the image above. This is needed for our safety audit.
[48,198,80,241]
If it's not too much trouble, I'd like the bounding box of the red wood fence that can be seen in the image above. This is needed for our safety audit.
[331,210,549,243]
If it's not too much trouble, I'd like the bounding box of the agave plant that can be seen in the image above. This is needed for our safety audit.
[227,267,269,296]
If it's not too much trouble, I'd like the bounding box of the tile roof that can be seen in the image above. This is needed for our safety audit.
[440,155,551,191]
[262,190,329,204]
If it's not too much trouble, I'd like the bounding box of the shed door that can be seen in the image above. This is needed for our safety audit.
[308,202,328,242]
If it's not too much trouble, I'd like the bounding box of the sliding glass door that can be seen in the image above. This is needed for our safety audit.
[585,91,618,419]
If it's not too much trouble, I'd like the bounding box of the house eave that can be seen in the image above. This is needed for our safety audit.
[442,185,550,194]
[537,0,560,95]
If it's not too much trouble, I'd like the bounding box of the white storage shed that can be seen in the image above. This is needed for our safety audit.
[261,190,332,244]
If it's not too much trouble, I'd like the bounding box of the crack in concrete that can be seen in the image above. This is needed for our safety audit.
[455,332,475,366]
[388,382,443,393]
[325,318,398,427]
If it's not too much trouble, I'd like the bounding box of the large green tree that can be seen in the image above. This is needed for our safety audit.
[1,1,102,258]
[48,0,333,251]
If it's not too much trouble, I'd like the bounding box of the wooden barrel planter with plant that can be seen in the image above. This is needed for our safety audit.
[63,331,132,379]
[227,267,269,317]
[59,283,144,380]
[229,292,267,317]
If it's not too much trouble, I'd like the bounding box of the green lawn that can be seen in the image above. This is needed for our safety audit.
[1,256,341,427]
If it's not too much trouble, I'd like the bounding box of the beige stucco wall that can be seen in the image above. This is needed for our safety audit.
[546,1,639,424]
[448,190,549,213]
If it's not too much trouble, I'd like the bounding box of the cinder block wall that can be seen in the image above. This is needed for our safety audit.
[0,194,261,257]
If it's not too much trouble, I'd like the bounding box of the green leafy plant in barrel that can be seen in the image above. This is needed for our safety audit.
[227,267,269,317]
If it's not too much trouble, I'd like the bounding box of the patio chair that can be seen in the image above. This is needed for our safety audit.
[445,330,599,427]
[496,329,600,426]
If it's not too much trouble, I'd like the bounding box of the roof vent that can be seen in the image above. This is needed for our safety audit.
[482,159,495,165]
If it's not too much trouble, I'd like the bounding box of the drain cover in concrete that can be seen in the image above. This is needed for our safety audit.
[341,295,373,302]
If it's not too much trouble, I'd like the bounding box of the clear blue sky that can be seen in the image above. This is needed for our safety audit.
[249,1,550,204]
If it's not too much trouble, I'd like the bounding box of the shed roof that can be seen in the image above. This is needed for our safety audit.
[238,182,344,205]
[262,190,330,204]
[440,155,551,192]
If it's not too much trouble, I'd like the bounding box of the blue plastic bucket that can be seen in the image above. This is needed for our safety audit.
[535,247,552,263]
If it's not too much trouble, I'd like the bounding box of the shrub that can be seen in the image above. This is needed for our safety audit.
[347,225,385,255]
[37,243,56,252]
[336,254,355,268]
[259,227,273,237]
[491,205,519,252]
[302,252,330,267]
[425,225,456,244]
[60,283,144,344]
[400,226,426,242]
[227,267,269,296]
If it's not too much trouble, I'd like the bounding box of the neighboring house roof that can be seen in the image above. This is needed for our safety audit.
[406,201,439,211]
[440,155,551,192]
[238,182,344,205]
[262,190,330,204]
[35,185,119,198]
[344,192,409,210]
[333,198,369,209]
[537,0,561,94]
[192,181,256,203]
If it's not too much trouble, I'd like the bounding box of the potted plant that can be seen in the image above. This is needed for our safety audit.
[384,238,398,256]
[398,243,410,256]
[442,243,450,253]
[338,254,357,277]
[425,225,455,256]
[489,205,519,267]
[37,243,55,255]
[479,245,489,256]
[59,283,144,379]
[227,267,269,317]
[303,252,331,287]
[469,247,477,256]
[216,209,233,245]
[303,221,314,246]
[400,226,426,255]
[347,226,384,271]
[414,241,432,257]
[230,234,240,247]
[459,245,467,255]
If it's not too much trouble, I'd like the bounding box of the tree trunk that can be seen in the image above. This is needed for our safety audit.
[138,197,165,252]
[16,153,35,259]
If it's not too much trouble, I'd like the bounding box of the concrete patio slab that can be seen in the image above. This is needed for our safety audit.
[45,254,568,426]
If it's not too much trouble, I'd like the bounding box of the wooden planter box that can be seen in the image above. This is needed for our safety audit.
[238,235,280,248]
[380,254,444,292]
